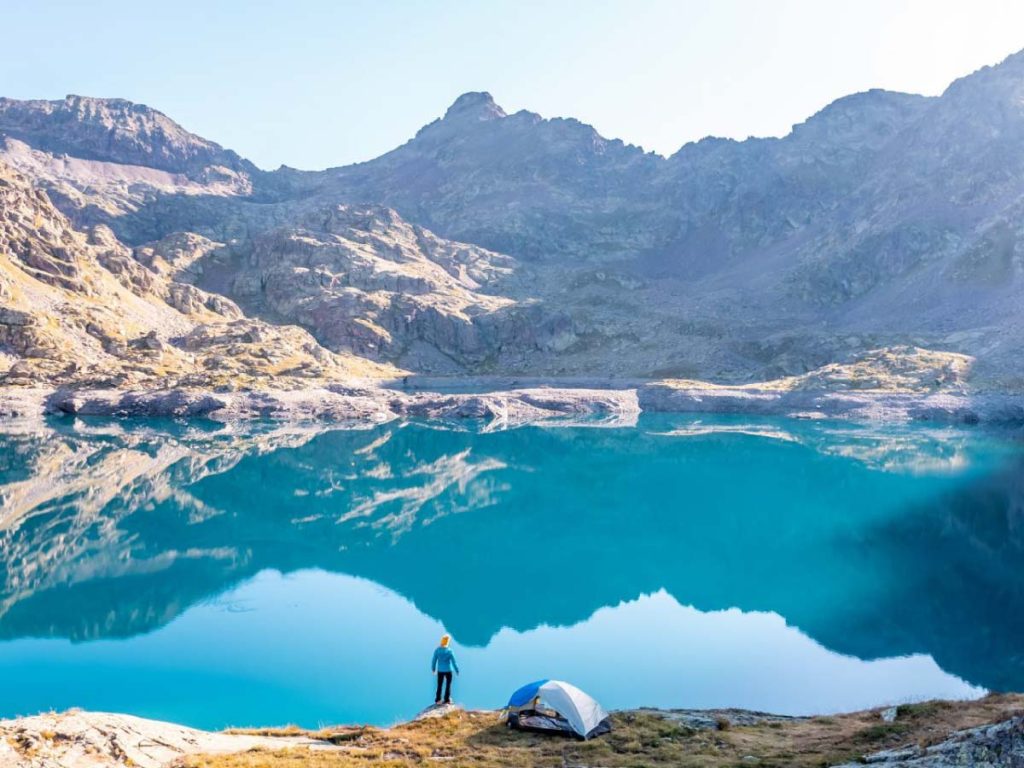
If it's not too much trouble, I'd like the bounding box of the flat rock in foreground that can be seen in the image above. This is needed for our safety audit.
[0,710,330,768]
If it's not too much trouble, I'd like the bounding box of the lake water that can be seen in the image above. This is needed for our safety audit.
[1,413,1022,729]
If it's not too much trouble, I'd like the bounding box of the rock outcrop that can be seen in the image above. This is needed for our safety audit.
[0,710,330,768]
[637,347,1024,422]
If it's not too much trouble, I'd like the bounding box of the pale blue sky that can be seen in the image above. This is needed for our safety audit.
[3,0,1024,170]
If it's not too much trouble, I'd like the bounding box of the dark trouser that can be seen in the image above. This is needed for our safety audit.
[435,671,453,704]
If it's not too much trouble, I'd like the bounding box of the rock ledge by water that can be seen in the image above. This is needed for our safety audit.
[2,381,1023,427]
[4,700,1024,768]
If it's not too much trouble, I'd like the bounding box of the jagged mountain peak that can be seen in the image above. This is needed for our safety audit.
[404,91,511,145]
[442,91,507,122]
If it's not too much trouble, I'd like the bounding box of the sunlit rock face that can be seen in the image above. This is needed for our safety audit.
[5,52,1024,383]
[0,162,396,388]
[231,204,575,370]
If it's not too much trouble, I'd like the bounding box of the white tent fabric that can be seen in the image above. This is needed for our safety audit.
[536,680,608,738]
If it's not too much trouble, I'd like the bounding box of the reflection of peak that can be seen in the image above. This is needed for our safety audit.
[2,417,1024,692]
[0,421,344,632]
[340,449,507,537]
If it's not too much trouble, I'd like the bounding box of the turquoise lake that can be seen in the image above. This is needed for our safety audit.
[1,413,1022,729]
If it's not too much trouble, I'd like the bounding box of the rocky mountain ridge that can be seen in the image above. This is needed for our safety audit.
[4,50,1024,389]
[0,95,254,177]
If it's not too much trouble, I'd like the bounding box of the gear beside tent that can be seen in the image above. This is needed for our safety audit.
[504,680,612,740]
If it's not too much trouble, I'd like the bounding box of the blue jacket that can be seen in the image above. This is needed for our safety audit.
[432,646,459,674]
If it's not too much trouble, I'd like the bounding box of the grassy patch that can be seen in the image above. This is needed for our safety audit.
[896,701,954,721]
[186,695,1024,768]
[226,726,371,744]
[854,722,913,743]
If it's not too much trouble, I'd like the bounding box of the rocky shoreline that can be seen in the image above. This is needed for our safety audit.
[0,384,640,427]
[2,380,1023,427]
[637,382,1024,424]
[4,699,1024,768]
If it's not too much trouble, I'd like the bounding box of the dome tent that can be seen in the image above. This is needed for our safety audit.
[505,679,611,740]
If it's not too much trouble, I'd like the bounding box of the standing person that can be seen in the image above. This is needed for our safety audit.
[431,634,459,705]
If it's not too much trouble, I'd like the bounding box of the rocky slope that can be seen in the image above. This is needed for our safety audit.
[0,161,396,389]
[4,51,1024,389]
[228,204,576,372]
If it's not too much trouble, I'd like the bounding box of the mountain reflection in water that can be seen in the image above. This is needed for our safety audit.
[0,414,1021,726]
